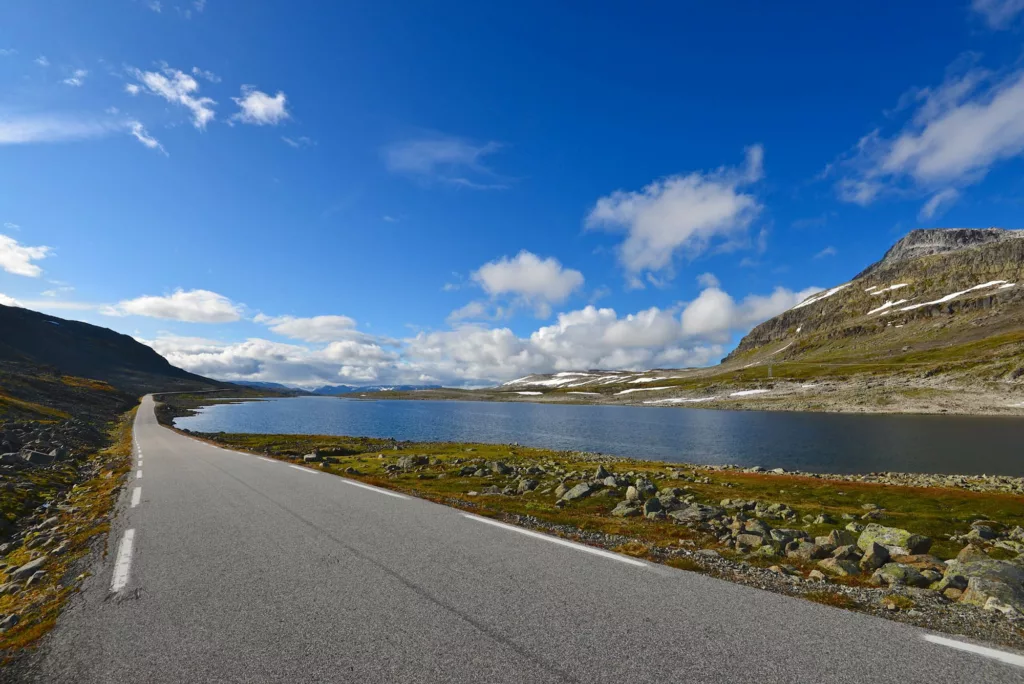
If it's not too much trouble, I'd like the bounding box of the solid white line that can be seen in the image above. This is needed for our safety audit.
[110,529,136,592]
[289,464,318,475]
[131,487,142,508]
[136,470,142,479]
[924,635,1024,668]
[463,514,647,568]
[257,456,278,463]
[340,478,410,500]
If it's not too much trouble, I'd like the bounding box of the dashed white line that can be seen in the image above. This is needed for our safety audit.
[289,464,318,475]
[340,478,410,500]
[924,634,1024,668]
[136,470,143,479]
[257,456,277,463]
[110,529,136,592]
[131,487,142,508]
[463,514,648,568]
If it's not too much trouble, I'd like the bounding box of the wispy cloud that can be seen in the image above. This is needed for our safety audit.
[147,0,162,12]
[129,65,216,129]
[0,114,119,145]
[128,120,167,155]
[384,135,508,189]
[62,69,89,87]
[0,49,16,57]
[282,135,314,148]
[918,188,960,221]
[813,246,838,259]
[34,56,48,67]
[972,0,1024,28]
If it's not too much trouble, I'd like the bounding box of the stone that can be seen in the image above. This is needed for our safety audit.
[743,519,772,537]
[845,522,865,534]
[625,486,640,502]
[871,563,930,588]
[891,554,945,575]
[642,498,663,516]
[554,483,569,498]
[770,528,807,545]
[517,479,539,494]
[827,529,857,547]
[668,504,725,524]
[957,544,990,563]
[945,557,1024,614]
[11,556,47,580]
[813,513,836,525]
[859,542,890,572]
[808,569,827,581]
[594,465,610,479]
[611,501,641,518]
[602,476,619,487]
[787,542,831,561]
[489,461,513,476]
[735,533,765,549]
[818,557,860,577]
[832,545,861,561]
[634,478,657,498]
[561,483,593,502]
[397,455,429,468]
[856,524,932,556]
[0,614,18,631]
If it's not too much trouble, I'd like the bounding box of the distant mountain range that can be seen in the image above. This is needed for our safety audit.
[232,381,443,395]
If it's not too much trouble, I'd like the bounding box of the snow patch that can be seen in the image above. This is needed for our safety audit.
[567,391,600,395]
[643,397,718,405]
[615,387,674,395]
[791,283,851,310]
[899,281,1007,312]
[514,391,542,396]
[868,299,909,315]
[870,283,908,296]
[730,389,771,397]
[627,376,671,384]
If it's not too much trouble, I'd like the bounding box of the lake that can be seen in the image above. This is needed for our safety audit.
[173,396,1024,476]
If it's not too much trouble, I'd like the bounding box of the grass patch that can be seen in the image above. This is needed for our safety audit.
[805,590,858,610]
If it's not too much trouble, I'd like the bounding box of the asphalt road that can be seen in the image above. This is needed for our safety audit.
[16,396,1024,682]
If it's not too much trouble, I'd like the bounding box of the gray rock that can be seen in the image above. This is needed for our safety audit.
[11,556,47,580]
[611,501,641,518]
[642,498,663,515]
[857,523,932,556]
[554,483,569,498]
[787,542,831,561]
[602,476,619,487]
[818,557,860,577]
[634,478,657,498]
[832,545,861,561]
[827,529,857,547]
[944,556,1024,614]
[871,563,930,588]
[668,504,725,524]
[594,465,610,479]
[770,528,808,545]
[735,533,765,549]
[561,483,593,502]
[517,478,539,494]
[0,614,18,631]
[489,461,513,476]
[625,486,640,502]
[859,542,890,572]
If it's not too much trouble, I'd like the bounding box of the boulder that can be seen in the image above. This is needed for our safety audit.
[611,501,641,518]
[944,557,1024,614]
[735,533,765,549]
[561,483,593,502]
[787,542,831,561]
[642,498,663,516]
[517,479,539,494]
[634,478,657,498]
[625,486,640,502]
[818,557,860,577]
[11,556,47,580]
[554,483,569,498]
[831,545,861,561]
[871,563,930,588]
[489,461,513,476]
[827,529,857,547]
[668,504,725,524]
[859,542,890,572]
[857,524,931,556]
[594,465,610,479]
[770,528,808,545]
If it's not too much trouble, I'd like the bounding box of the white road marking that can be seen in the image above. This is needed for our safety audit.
[257,456,278,463]
[340,478,410,500]
[924,635,1024,668]
[289,465,318,475]
[131,487,142,508]
[136,470,143,479]
[463,514,648,568]
[110,529,136,592]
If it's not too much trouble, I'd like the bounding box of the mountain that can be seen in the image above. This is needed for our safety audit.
[233,381,310,394]
[478,229,1024,413]
[311,384,443,395]
[0,303,223,410]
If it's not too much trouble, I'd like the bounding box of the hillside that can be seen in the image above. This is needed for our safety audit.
[396,228,1024,415]
[0,304,225,423]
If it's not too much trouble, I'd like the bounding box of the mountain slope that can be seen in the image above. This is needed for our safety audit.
[0,304,223,400]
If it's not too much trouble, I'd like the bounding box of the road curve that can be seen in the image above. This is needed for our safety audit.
[15,395,1024,683]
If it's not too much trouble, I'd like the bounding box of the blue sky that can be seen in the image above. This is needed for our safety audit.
[3,0,1024,387]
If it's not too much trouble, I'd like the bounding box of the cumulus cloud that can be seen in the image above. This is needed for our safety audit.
[836,62,1024,205]
[972,0,1024,28]
[232,86,289,125]
[0,234,50,277]
[586,146,764,278]
[145,279,811,387]
[471,251,584,317]
[130,65,216,129]
[384,135,507,189]
[128,121,166,155]
[0,293,20,306]
[105,288,242,322]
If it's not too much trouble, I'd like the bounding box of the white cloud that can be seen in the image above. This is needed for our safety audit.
[384,135,507,189]
[128,120,167,155]
[447,300,491,324]
[62,69,89,87]
[837,63,1024,204]
[0,293,20,306]
[282,135,313,148]
[255,314,365,343]
[0,49,16,57]
[41,286,74,297]
[586,146,764,277]
[125,83,141,96]
[918,188,960,221]
[4,222,21,230]
[0,234,51,277]
[231,86,289,125]
[147,1,162,12]
[813,246,838,259]
[972,0,1024,28]
[0,115,119,145]
[34,56,49,67]
[191,66,221,83]
[680,284,821,343]
[105,288,242,322]
[131,65,216,129]
[471,251,584,317]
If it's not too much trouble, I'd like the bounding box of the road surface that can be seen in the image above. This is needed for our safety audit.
[16,396,1024,682]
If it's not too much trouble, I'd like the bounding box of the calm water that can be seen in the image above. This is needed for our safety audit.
[174,396,1024,476]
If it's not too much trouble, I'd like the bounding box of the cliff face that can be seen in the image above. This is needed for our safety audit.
[726,229,1024,367]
